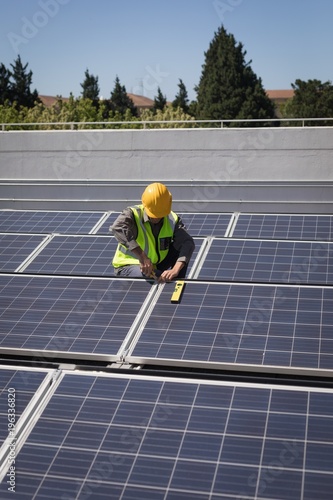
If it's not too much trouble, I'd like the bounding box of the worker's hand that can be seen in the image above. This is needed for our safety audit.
[139,255,154,277]
[158,269,179,283]
[158,262,185,283]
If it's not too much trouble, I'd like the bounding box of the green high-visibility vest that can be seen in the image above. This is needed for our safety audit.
[112,205,178,268]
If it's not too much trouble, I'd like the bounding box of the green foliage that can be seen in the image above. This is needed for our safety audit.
[0,95,143,130]
[282,79,333,125]
[172,79,190,114]
[2,37,332,129]
[140,105,195,128]
[195,26,275,125]
[153,87,167,112]
[0,102,23,129]
[9,55,39,108]
[0,63,11,104]
[110,76,137,117]
[80,69,100,104]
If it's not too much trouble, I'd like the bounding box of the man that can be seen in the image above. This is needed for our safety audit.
[110,182,195,282]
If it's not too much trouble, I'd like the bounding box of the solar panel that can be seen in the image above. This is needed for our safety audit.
[1,372,332,500]
[178,213,233,237]
[22,235,204,278]
[128,281,333,374]
[0,210,105,234]
[0,234,46,272]
[97,212,233,237]
[95,212,121,234]
[233,214,333,240]
[0,274,152,361]
[23,235,118,276]
[180,213,233,237]
[197,238,333,284]
[0,367,50,444]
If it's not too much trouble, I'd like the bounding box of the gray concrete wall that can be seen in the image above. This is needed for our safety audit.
[0,127,332,212]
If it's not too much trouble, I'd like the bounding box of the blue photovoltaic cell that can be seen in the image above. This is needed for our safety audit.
[0,234,45,272]
[0,210,105,234]
[0,367,49,442]
[178,213,233,237]
[1,373,332,500]
[0,274,151,358]
[23,236,203,278]
[233,214,333,240]
[97,212,232,237]
[23,235,118,276]
[95,212,121,234]
[129,281,333,372]
[197,238,333,284]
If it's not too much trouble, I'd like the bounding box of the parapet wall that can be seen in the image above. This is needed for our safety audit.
[0,127,332,212]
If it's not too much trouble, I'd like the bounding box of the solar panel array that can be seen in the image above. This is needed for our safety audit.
[1,372,332,500]
[1,208,333,499]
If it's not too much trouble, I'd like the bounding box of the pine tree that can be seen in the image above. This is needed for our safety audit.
[110,76,137,117]
[153,87,167,112]
[283,79,333,125]
[195,26,275,124]
[80,69,100,104]
[0,63,12,105]
[9,55,39,108]
[172,79,189,113]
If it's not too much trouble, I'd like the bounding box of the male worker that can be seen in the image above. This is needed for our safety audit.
[111,182,195,282]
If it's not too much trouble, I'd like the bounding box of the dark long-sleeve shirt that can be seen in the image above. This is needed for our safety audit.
[110,208,195,264]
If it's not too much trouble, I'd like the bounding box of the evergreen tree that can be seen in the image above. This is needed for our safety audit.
[153,87,167,112]
[0,63,12,105]
[282,79,333,125]
[172,79,189,113]
[80,69,100,104]
[195,26,275,124]
[110,76,137,117]
[9,55,39,108]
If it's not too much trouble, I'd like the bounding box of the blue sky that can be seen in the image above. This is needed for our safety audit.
[0,0,332,102]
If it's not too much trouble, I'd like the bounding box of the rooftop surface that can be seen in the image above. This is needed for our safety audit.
[0,207,332,499]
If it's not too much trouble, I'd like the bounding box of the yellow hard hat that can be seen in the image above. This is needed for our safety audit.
[141,182,172,218]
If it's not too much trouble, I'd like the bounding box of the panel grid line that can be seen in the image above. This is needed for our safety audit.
[254,388,273,499]
[208,385,236,498]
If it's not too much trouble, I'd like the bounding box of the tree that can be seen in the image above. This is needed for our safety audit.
[80,69,100,104]
[172,79,190,113]
[0,63,12,105]
[153,87,167,112]
[110,76,137,117]
[195,26,275,124]
[10,55,39,108]
[282,79,333,125]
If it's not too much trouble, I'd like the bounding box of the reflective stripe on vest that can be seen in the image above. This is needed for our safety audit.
[112,205,178,268]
